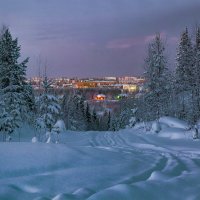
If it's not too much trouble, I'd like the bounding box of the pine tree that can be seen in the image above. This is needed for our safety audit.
[85,103,92,131]
[176,28,194,93]
[98,110,111,131]
[138,33,171,121]
[175,28,195,122]
[91,109,99,130]
[37,77,61,132]
[107,111,111,130]
[110,113,120,131]
[193,27,200,122]
[24,83,36,113]
[0,100,13,141]
[118,98,136,129]
[0,28,33,137]
[62,91,73,130]
[67,92,86,131]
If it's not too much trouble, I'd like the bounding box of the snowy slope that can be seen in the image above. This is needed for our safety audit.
[0,129,200,200]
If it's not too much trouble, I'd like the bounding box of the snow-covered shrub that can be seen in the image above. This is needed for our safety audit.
[31,136,38,143]
[127,108,137,128]
[159,116,190,130]
[46,131,53,143]
[52,120,66,143]
[53,120,66,134]
[127,117,137,128]
[192,125,199,139]
[151,121,161,133]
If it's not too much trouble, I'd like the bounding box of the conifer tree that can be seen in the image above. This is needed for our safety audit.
[139,34,171,121]
[107,111,111,130]
[192,27,200,122]
[91,109,99,130]
[0,100,13,141]
[0,28,34,137]
[176,28,194,93]
[110,113,120,131]
[68,93,86,131]
[37,77,61,132]
[98,110,111,131]
[62,91,73,130]
[175,28,194,121]
[85,103,92,131]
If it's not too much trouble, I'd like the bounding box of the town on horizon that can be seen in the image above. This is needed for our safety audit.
[29,76,145,92]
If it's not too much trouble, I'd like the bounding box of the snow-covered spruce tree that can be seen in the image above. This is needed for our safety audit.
[111,102,131,131]
[175,28,195,122]
[62,91,73,130]
[192,27,200,122]
[85,103,92,131]
[91,109,99,130]
[109,98,135,131]
[67,92,86,131]
[99,110,111,131]
[138,34,171,121]
[36,77,61,132]
[110,113,120,131]
[119,98,136,128]
[107,111,111,130]
[24,83,36,112]
[0,100,13,141]
[0,28,34,138]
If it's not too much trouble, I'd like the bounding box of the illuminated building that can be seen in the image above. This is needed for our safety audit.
[122,84,138,92]
[94,94,106,101]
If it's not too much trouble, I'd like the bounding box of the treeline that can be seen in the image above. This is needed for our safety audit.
[0,27,130,141]
[61,91,135,131]
[62,91,110,131]
[136,28,200,125]
[0,27,63,141]
[1,26,199,140]
[36,87,122,99]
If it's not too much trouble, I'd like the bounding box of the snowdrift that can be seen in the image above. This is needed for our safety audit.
[158,116,193,139]
[159,116,190,130]
[0,122,200,199]
[133,116,193,139]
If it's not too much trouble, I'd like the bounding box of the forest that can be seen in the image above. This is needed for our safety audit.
[0,26,200,141]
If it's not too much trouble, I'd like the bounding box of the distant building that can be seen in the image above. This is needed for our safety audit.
[29,76,145,91]
[118,76,145,84]
[74,82,98,88]
[94,94,106,101]
[104,77,117,81]
[74,80,117,88]
[122,84,138,93]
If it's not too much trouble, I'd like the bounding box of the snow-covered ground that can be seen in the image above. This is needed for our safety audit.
[1,119,200,200]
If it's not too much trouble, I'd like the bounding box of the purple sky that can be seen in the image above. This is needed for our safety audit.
[1,0,200,77]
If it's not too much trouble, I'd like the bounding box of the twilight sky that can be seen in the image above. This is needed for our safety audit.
[0,0,200,77]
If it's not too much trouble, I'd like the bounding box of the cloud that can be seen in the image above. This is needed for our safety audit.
[106,38,143,49]
[105,32,177,50]
[0,0,200,77]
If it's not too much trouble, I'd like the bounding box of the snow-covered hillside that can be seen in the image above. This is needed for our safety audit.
[1,124,200,200]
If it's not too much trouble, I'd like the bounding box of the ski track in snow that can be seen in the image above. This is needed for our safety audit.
[1,130,200,199]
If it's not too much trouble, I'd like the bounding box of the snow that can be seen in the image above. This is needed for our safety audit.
[32,137,38,143]
[156,117,192,139]
[132,117,192,140]
[158,127,191,139]
[1,123,200,199]
[159,116,190,130]
[53,120,66,133]
[151,121,161,133]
